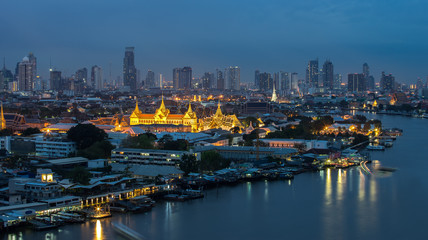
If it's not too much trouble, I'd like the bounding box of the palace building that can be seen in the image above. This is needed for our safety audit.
[89,98,243,133]
[129,98,198,132]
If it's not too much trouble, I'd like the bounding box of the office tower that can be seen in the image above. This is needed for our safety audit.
[322,60,334,90]
[280,71,289,90]
[180,67,192,89]
[172,67,192,89]
[201,72,215,89]
[380,72,395,92]
[363,63,369,79]
[0,62,13,91]
[348,73,366,92]
[145,70,155,88]
[273,72,279,90]
[225,66,240,90]
[258,72,272,91]
[291,72,299,90]
[123,47,137,90]
[216,69,224,90]
[18,54,36,91]
[416,78,424,90]
[91,65,103,90]
[50,70,62,91]
[255,70,260,89]
[306,59,319,88]
[367,76,375,90]
[363,63,375,90]
[334,74,342,90]
[75,68,87,93]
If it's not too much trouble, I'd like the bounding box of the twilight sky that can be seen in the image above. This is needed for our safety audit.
[1,0,427,85]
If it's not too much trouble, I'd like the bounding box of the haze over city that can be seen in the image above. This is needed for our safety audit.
[1,0,428,83]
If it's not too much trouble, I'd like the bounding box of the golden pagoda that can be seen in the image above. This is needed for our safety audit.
[199,101,243,132]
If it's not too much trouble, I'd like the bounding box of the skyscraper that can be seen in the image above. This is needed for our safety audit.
[172,67,192,89]
[0,62,13,91]
[334,74,342,90]
[216,69,224,90]
[322,60,334,90]
[123,47,137,90]
[348,73,365,92]
[258,72,272,91]
[91,65,103,91]
[280,71,289,90]
[201,72,215,89]
[255,70,260,89]
[363,63,375,90]
[306,59,318,88]
[50,70,62,91]
[380,72,395,92]
[291,72,299,90]
[225,66,240,90]
[145,70,155,88]
[75,67,87,93]
[18,54,36,91]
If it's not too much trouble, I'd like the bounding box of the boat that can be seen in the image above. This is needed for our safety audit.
[366,144,385,151]
[112,222,145,240]
[87,206,112,219]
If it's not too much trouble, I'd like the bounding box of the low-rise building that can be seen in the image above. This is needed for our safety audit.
[111,148,200,166]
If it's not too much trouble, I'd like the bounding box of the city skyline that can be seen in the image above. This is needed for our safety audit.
[1,0,428,84]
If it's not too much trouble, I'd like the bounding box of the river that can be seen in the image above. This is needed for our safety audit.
[3,113,428,240]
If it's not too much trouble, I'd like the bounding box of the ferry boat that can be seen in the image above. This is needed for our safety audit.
[366,144,385,151]
[112,222,144,240]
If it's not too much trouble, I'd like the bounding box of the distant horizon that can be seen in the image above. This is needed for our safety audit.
[1,0,428,84]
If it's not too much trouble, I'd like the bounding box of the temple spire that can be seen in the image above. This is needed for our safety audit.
[187,101,193,113]
[1,102,6,130]
[215,100,223,116]
[271,83,278,102]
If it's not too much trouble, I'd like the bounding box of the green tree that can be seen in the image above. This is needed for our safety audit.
[22,127,41,136]
[179,154,199,175]
[122,133,157,149]
[78,140,115,160]
[67,124,107,149]
[164,139,188,151]
[200,151,230,172]
[69,166,91,185]
[0,129,12,136]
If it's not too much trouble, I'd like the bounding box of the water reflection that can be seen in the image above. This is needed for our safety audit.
[264,180,269,202]
[325,168,332,206]
[95,220,103,240]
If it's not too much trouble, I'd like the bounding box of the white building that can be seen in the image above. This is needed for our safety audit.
[34,135,76,159]
[111,148,200,166]
[0,136,11,152]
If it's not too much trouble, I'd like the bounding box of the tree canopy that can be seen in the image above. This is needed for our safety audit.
[67,124,107,149]
[22,127,41,136]
[178,154,199,175]
[122,133,157,149]
[200,150,230,172]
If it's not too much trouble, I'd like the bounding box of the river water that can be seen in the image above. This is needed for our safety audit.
[3,113,428,240]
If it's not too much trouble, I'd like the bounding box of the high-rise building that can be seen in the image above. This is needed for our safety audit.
[201,72,215,89]
[225,66,240,90]
[334,74,342,90]
[18,54,36,91]
[363,63,375,90]
[273,72,279,90]
[91,65,103,91]
[255,70,260,89]
[123,47,137,90]
[0,62,13,91]
[74,67,87,93]
[258,72,272,91]
[306,59,319,88]
[322,60,334,90]
[50,70,62,91]
[348,73,366,92]
[172,67,192,89]
[216,69,224,90]
[280,71,289,90]
[380,72,395,92]
[291,72,299,90]
[145,70,155,88]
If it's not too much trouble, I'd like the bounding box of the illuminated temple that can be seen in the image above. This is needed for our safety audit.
[90,98,243,133]
[199,101,243,131]
[129,98,198,132]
